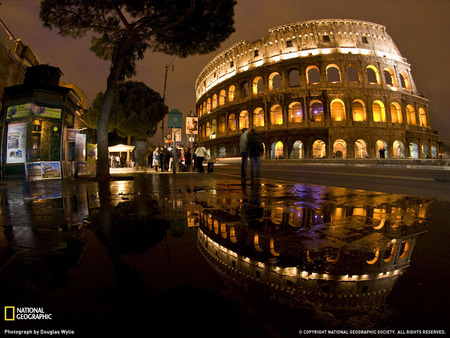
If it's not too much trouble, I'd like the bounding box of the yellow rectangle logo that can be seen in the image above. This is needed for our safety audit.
[4,306,15,321]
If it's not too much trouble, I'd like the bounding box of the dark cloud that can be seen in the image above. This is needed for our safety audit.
[1,0,449,142]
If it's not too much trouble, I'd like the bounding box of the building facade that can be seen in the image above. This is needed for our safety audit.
[195,19,440,160]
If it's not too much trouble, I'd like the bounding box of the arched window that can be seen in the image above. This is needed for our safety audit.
[228,85,235,102]
[271,141,284,159]
[390,102,402,123]
[252,76,264,95]
[310,100,324,122]
[347,65,360,82]
[239,110,249,129]
[219,146,226,158]
[326,64,341,83]
[206,97,211,112]
[253,107,265,127]
[376,140,388,158]
[202,101,206,116]
[289,102,303,123]
[288,69,301,87]
[290,141,304,159]
[354,139,368,158]
[399,72,410,90]
[383,68,396,86]
[205,122,211,138]
[219,115,226,133]
[333,139,347,158]
[406,105,416,125]
[212,94,218,109]
[269,72,282,90]
[312,140,326,158]
[306,65,320,84]
[393,140,405,158]
[419,108,427,127]
[330,99,345,121]
[366,65,380,84]
[409,142,419,159]
[211,119,217,137]
[352,100,366,121]
[219,89,226,106]
[240,81,249,97]
[270,105,283,125]
[228,113,236,132]
[372,100,386,122]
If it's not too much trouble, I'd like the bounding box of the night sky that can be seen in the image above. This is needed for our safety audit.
[1,0,449,145]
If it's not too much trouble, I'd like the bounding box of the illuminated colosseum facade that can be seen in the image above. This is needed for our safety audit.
[195,19,440,160]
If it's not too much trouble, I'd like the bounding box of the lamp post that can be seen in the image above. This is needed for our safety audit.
[162,55,176,145]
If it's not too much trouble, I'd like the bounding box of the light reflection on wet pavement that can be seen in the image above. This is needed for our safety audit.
[0,174,449,337]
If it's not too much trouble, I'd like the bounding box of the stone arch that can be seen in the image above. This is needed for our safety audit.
[219,146,226,158]
[333,139,347,158]
[352,99,366,121]
[330,99,346,121]
[212,94,218,109]
[211,119,217,137]
[239,110,249,129]
[421,143,429,158]
[288,69,301,87]
[406,104,417,125]
[346,64,360,82]
[399,71,410,90]
[376,139,388,158]
[218,114,226,133]
[270,104,283,125]
[290,140,304,159]
[366,65,380,84]
[228,85,235,102]
[355,139,368,158]
[253,107,265,127]
[228,113,237,132]
[372,100,386,122]
[269,72,282,90]
[219,89,226,106]
[252,76,264,95]
[306,65,320,84]
[309,100,324,122]
[383,68,397,86]
[390,102,403,124]
[271,141,284,159]
[393,140,406,158]
[419,107,427,127]
[288,101,303,123]
[409,142,419,159]
[312,139,326,158]
[326,64,341,83]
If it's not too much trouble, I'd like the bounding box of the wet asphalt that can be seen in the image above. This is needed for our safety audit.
[0,168,449,337]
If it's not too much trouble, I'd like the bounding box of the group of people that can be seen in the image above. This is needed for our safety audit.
[240,128,264,183]
[150,144,209,173]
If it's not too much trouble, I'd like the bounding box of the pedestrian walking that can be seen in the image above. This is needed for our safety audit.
[185,148,192,172]
[152,147,161,172]
[240,128,248,179]
[195,143,209,173]
[247,129,264,183]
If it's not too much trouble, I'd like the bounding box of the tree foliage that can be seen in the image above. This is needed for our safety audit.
[84,81,168,140]
[39,0,237,178]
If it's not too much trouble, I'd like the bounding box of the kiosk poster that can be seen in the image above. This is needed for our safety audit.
[6,104,31,119]
[186,117,198,134]
[42,162,62,179]
[6,121,27,163]
[32,105,62,119]
[25,162,43,181]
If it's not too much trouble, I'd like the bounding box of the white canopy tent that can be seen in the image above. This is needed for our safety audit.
[108,144,135,153]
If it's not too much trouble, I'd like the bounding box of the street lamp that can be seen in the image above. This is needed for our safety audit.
[162,55,176,145]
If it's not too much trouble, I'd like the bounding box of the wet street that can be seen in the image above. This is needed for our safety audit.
[1,170,449,337]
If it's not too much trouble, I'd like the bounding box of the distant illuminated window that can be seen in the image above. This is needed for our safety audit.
[212,94,218,109]
[352,100,366,121]
[390,102,402,124]
[372,100,386,122]
[419,108,427,127]
[310,100,324,122]
[228,85,235,102]
[228,113,237,131]
[312,140,326,158]
[330,100,345,121]
[289,102,303,123]
[219,89,226,106]
[270,105,283,125]
[252,76,264,94]
[253,107,265,127]
[239,110,249,129]
[219,115,226,133]
[406,105,416,124]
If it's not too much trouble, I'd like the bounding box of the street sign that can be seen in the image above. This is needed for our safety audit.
[168,109,183,128]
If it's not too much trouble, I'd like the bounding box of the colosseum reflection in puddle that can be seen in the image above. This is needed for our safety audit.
[195,19,440,159]
[197,185,429,310]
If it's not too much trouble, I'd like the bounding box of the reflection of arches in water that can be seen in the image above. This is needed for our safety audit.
[270,238,281,257]
[384,242,396,263]
[366,249,380,265]
[372,208,387,230]
[220,223,227,239]
[230,226,237,243]
[399,239,410,260]
[254,234,264,252]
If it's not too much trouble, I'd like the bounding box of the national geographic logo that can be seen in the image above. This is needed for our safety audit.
[4,306,52,321]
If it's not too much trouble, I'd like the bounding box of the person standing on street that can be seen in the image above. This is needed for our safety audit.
[240,128,248,180]
[247,129,264,183]
[195,143,209,173]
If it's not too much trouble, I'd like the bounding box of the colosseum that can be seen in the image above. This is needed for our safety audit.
[195,19,440,160]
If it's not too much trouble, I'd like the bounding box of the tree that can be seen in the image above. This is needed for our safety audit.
[40,0,237,179]
[84,81,168,142]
